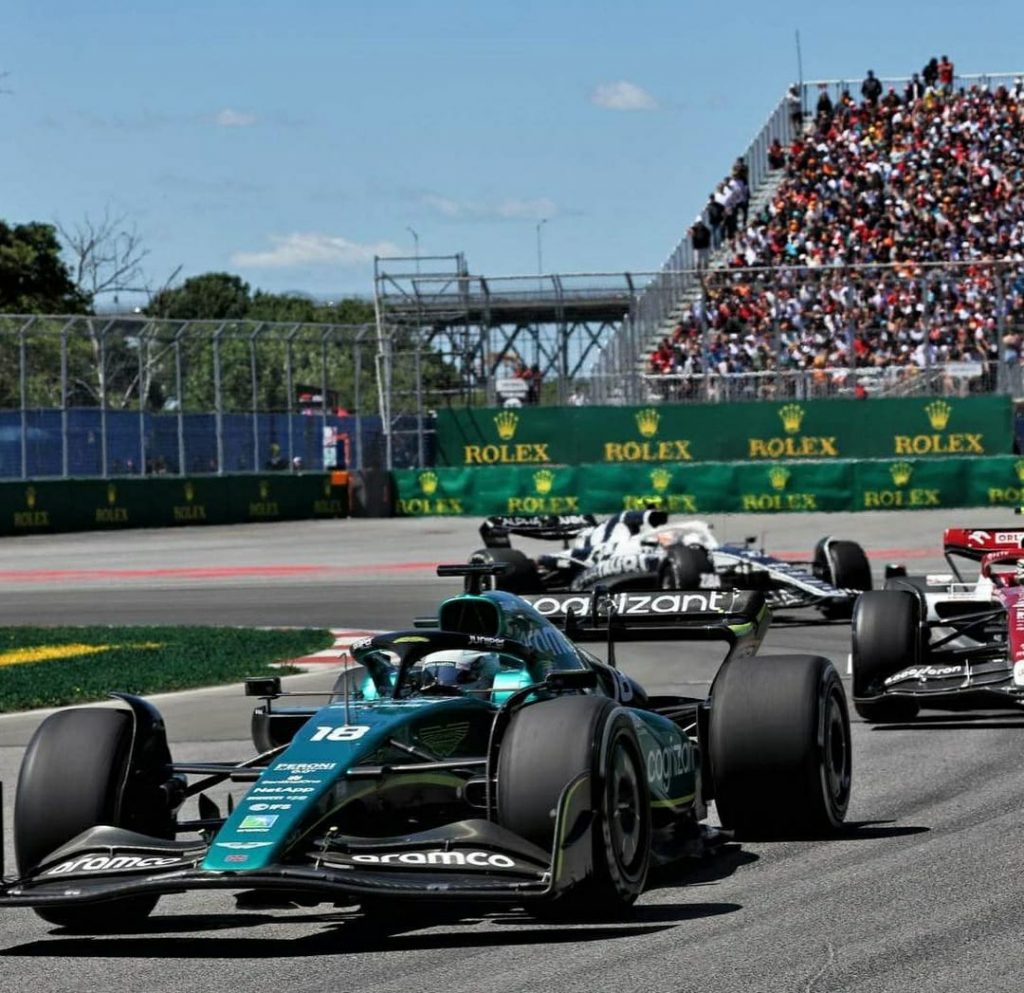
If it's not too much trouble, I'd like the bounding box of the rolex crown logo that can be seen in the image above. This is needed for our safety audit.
[25,486,36,509]
[890,461,913,487]
[635,408,660,439]
[924,399,952,431]
[768,466,790,491]
[419,471,439,496]
[323,479,332,497]
[778,403,805,435]
[259,480,270,500]
[1015,459,1024,484]
[184,481,195,503]
[533,469,555,495]
[494,411,519,441]
[107,483,117,505]
[650,468,672,493]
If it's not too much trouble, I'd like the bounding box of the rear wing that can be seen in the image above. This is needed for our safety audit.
[943,528,1024,561]
[481,514,598,548]
[520,589,769,650]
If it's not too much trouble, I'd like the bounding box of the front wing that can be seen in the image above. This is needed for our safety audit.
[0,774,594,910]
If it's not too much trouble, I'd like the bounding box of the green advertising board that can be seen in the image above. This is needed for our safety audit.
[435,395,1011,467]
[393,456,1024,517]
[0,474,348,537]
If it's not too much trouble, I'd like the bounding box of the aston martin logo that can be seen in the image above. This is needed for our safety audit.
[650,468,671,492]
[419,471,439,495]
[494,411,519,441]
[635,408,660,438]
[533,469,555,495]
[768,466,790,491]
[778,404,804,435]
[925,400,951,431]
[890,461,913,487]
[418,722,469,758]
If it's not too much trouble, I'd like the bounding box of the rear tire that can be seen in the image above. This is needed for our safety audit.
[814,538,872,619]
[851,590,921,723]
[498,696,650,919]
[709,655,851,838]
[660,545,715,590]
[15,708,162,931]
[469,547,541,594]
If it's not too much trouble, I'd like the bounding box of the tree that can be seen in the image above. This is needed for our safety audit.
[0,221,90,314]
[58,210,149,304]
[145,273,251,320]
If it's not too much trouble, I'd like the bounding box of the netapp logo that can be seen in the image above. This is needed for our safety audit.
[44,855,181,876]
[349,850,517,869]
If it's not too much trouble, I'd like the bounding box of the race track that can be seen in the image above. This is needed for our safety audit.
[1,510,1022,993]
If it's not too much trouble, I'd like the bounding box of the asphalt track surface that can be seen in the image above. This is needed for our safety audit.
[0,510,1021,993]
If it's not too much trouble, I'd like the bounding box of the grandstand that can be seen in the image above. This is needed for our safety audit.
[618,67,1024,404]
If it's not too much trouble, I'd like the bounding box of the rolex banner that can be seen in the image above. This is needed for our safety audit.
[394,456,1024,517]
[0,475,348,537]
[434,395,1011,466]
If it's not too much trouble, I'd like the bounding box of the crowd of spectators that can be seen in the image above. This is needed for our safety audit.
[652,58,1024,399]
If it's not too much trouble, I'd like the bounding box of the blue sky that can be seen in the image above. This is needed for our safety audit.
[5,0,1024,302]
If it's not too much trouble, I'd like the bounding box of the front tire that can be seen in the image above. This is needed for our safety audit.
[497,695,650,918]
[660,544,715,589]
[815,538,872,619]
[15,708,163,930]
[709,655,851,838]
[468,547,541,594]
[851,590,921,723]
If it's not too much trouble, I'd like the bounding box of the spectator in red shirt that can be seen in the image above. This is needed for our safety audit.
[938,55,954,95]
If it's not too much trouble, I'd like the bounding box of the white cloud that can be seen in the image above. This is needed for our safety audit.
[420,193,557,222]
[231,232,402,269]
[590,81,657,111]
[214,108,259,127]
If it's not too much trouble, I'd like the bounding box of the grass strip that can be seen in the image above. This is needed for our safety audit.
[0,626,333,713]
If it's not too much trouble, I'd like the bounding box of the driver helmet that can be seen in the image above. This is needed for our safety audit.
[416,650,500,694]
[1015,559,1024,585]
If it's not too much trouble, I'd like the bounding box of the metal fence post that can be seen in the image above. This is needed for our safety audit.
[285,325,298,466]
[175,325,186,475]
[99,321,109,477]
[18,321,28,480]
[213,323,225,476]
[250,324,262,473]
[354,329,364,471]
[60,320,69,478]
[138,323,147,475]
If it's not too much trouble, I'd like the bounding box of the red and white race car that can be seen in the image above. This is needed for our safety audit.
[852,526,1024,723]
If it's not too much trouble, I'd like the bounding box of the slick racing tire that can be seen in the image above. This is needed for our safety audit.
[15,708,162,931]
[709,655,851,839]
[469,547,541,594]
[814,538,872,619]
[498,695,650,919]
[659,544,715,590]
[851,590,921,724]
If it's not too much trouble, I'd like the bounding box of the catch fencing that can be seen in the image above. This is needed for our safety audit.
[0,316,395,480]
